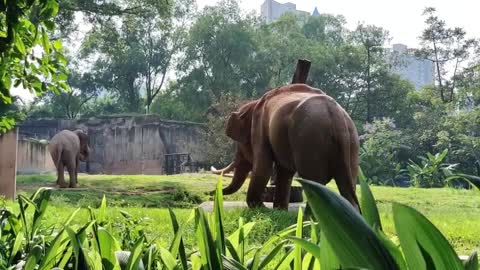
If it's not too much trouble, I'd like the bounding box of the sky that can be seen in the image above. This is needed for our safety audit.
[197,0,480,48]
[12,0,480,103]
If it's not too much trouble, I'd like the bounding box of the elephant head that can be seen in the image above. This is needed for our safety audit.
[73,129,90,161]
[215,100,258,195]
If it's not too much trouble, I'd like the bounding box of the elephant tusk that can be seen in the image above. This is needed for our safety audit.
[210,161,236,175]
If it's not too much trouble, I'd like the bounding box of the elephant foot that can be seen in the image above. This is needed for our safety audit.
[247,200,266,209]
[57,182,69,188]
[69,182,77,188]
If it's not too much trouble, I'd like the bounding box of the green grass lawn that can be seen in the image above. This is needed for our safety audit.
[12,173,480,255]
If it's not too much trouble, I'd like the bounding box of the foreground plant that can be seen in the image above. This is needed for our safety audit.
[1,172,479,269]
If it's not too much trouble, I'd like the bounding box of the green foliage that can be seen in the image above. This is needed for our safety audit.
[359,118,407,185]
[0,0,69,133]
[405,149,461,188]
[3,174,479,269]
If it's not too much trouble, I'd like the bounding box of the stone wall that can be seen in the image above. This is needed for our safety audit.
[18,115,207,175]
[0,129,17,199]
[17,138,55,174]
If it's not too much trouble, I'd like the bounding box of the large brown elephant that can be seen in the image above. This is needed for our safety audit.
[215,84,361,211]
[48,129,90,188]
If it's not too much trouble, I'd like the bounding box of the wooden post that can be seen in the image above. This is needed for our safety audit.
[0,128,18,200]
[270,59,312,187]
[291,59,311,84]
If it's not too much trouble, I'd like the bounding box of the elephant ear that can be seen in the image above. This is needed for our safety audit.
[226,101,256,143]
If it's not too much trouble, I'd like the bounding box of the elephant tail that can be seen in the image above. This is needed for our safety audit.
[330,102,361,213]
[49,144,63,168]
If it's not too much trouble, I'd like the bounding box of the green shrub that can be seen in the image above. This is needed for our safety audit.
[1,174,479,269]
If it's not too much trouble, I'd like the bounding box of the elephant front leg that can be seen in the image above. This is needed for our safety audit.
[273,165,295,209]
[247,154,273,208]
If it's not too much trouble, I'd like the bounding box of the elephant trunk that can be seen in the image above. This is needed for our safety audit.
[222,162,251,195]
[210,161,236,175]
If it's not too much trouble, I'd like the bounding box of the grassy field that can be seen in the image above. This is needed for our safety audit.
[12,173,480,255]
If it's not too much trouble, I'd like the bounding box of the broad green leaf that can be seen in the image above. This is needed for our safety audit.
[256,240,287,269]
[98,195,107,224]
[375,228,408,270]
[299,179,397,269]
[359,168,382,230]
[158,246,178,270]
[214,178,226,254]
[168,208,192,269]
[38,229,70,270]
[288,237,321,260]
[463,251,478,270]
[221,255,248,270]
[126,237,144,270]
[15,35,27,54]
[24,245,43,270]
[98,227,121,270]
[319,230,340,270]
[10,230,24,263]
[273,248,295,270]
[195,208,223,270]
[53,40,63,50]
[393,203,464,270]
[293,208,303,270]
[41,28,50,54]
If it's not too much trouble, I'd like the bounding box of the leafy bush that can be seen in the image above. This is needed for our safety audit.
[1,174,479,269]
[205,94,249,168]
[359,118,408,185]
[404,149,463,188]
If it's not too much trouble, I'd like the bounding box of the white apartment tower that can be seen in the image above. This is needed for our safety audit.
[261,0,309,23]
[390,43,435,89]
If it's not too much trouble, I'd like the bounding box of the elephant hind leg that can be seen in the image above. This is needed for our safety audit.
[334,168,361,213]
[67,158,77,188]
[56,162,68,188]
[273,165,295,209]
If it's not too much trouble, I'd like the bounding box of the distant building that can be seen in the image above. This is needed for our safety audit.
[388,43,435,89]
[312,7,320,17]
[260,0,310,23]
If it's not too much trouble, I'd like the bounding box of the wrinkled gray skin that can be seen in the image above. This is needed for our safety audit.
[214,84,361,212]
[48,129,89,188]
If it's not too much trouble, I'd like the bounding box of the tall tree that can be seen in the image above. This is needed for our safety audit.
[416,7,478,103]
[0,0,69,132]
[80,0,188,112]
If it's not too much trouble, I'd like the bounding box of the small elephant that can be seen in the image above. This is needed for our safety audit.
[48,129,90,188]
[215,84,361,211]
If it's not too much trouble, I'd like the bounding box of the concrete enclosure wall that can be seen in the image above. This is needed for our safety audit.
[0,129,18,199]
[17,139,55,174]
[18,115,207,175]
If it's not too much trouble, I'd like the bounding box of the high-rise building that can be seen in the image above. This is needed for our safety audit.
[388,43,435,89]
[260,0,309,23]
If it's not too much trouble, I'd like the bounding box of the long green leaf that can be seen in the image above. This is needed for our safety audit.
[319,230,340,270]
[375,228,408,270]
[293,208,303,270]
[10,230,24,264]
[299,179,397,269]
[158,246,178,270]
[393,203,464,270]
[221,255,248,270]
[256,240,287,269]
[463,251,478,270]
[168,208,191,270]
[359,168,382,230]
[126,237,144,270]
[97,227,121,270]
[288,237,320,260]
[38,229,70,270]
[195,208,223,270]
[214,178,226,254]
